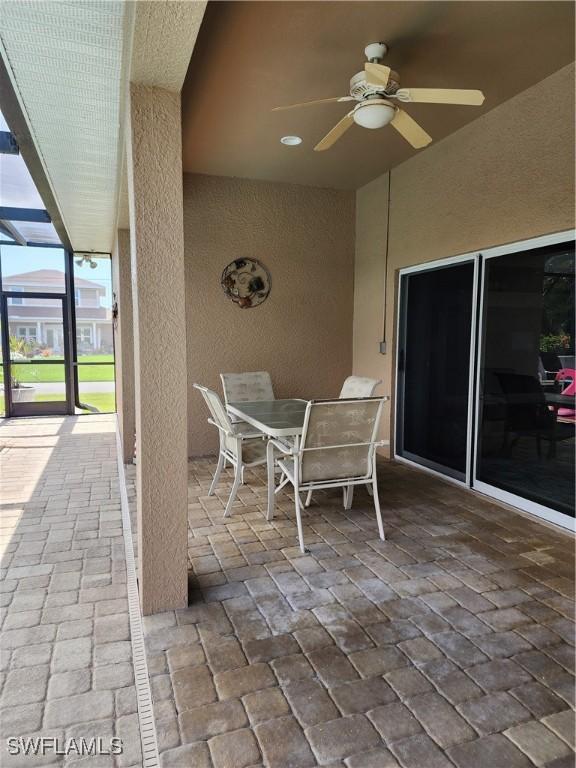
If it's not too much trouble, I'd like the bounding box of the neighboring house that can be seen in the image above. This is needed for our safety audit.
[5,269,113,354]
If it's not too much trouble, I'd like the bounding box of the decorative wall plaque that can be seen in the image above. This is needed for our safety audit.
[221,258,271,309]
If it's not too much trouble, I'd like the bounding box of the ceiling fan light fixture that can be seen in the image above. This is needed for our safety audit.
[353,101,395,129]
[280,135,302,146]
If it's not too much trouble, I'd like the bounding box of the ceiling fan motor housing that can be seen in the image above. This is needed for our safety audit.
[350,70,400,99]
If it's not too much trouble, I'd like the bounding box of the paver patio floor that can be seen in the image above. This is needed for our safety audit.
[142,457,575,768]
[0,416,141,768]
[1,416,573,768]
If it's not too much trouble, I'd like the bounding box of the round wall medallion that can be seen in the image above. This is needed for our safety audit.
[221,258,271,309]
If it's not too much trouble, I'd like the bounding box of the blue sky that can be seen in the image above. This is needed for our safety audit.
[0,244,112,308]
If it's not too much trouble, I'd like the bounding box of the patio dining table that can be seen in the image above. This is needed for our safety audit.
[227,399,307,520]
[228,396,391,521]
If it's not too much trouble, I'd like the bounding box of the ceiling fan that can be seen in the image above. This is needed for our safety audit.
[272,42,485,151]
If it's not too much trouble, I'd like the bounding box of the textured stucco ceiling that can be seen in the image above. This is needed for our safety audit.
[182,1,575,190]
[0,1,129,252]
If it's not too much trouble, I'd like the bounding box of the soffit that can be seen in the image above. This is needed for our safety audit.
[0,1,128,252]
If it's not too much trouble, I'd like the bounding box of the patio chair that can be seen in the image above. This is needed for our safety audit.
[268,397,387,553]
[220,371,275,435]
[339,376,382,398]
[221,371,275,406]
[302,376,382,507]
[194,384,268,517]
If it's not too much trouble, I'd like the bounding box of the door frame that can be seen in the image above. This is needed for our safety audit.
[394,229,575,532]
[0,245,116,418]
[472,229,576,532]
[394,251,481,486]
[1,291,73,416]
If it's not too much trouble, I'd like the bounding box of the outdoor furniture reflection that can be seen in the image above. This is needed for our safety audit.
[495,372,575,459]
[555,368,575,417]
[339,375,382,398]
[266,398,387,553]
[194,384,268,517]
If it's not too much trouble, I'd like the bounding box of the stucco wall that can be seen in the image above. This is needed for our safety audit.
[353,64,576,451]
[184,173,355,456]
[127,84,189,613]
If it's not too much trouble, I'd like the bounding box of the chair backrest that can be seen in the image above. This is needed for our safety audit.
[540,352,563,374]
[339,376,381,399]
[299,398,385,483]
[494,372,548,429]
[220,371,275,404]
[194,384,238,456]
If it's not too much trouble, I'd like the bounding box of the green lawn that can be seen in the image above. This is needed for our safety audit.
[4,354,114,383]
[35,392,116,413]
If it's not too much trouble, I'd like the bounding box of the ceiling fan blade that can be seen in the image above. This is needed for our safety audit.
[365,63,391,88]
[390,108,432,149]
[272,96,354,112]
[314,112,355,152]
[396,88,485,105]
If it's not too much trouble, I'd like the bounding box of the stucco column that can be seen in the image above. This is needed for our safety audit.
[125,84,188,614]
[112,229,135,463]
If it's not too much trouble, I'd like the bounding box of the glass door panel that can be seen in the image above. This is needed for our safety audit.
[72,253,115,414]
[475,242,575,519]
[396,259,476,481]
[5,296,70,415]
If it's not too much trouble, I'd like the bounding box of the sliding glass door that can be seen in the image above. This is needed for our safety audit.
[475,240,575,524]
[396,257,477,482]
[396,231,575,530]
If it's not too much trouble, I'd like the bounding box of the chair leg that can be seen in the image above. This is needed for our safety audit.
[209,451,225,496]
[266,441,276,521]
[305,489,313,508]
[372,474,385,541]
[293,472,306,554]
[294,492,306,554]
[224,463,242,518]
[344,484,353,510]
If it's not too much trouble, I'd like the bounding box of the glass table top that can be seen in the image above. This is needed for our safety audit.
[227,399,308,436]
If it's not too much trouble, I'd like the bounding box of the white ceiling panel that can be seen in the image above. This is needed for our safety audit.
[0,1,128,252]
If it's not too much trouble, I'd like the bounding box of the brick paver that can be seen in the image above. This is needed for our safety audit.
[135,451,575,767]
[0,416,141,767]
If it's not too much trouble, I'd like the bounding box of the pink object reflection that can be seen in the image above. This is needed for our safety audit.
[556,368,576,417]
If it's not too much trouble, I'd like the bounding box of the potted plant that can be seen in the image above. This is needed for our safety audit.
[9,336,36,403]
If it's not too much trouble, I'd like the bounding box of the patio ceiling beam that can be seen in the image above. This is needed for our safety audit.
[0,206,51,222]
[0,219,26,245]
[130,1,207,91]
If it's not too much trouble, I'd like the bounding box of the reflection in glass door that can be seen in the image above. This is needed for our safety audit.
[2,294,72,416]
[395,232,574,530]
[475,240,575,524]
[395,257,477,482]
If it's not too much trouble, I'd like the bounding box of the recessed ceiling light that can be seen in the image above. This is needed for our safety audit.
[280,135,302,146]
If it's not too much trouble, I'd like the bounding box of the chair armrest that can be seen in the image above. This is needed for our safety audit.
[269,438,297,455]
[207,418,263,441]
[235,430,265,440]
[207,418,233,437]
